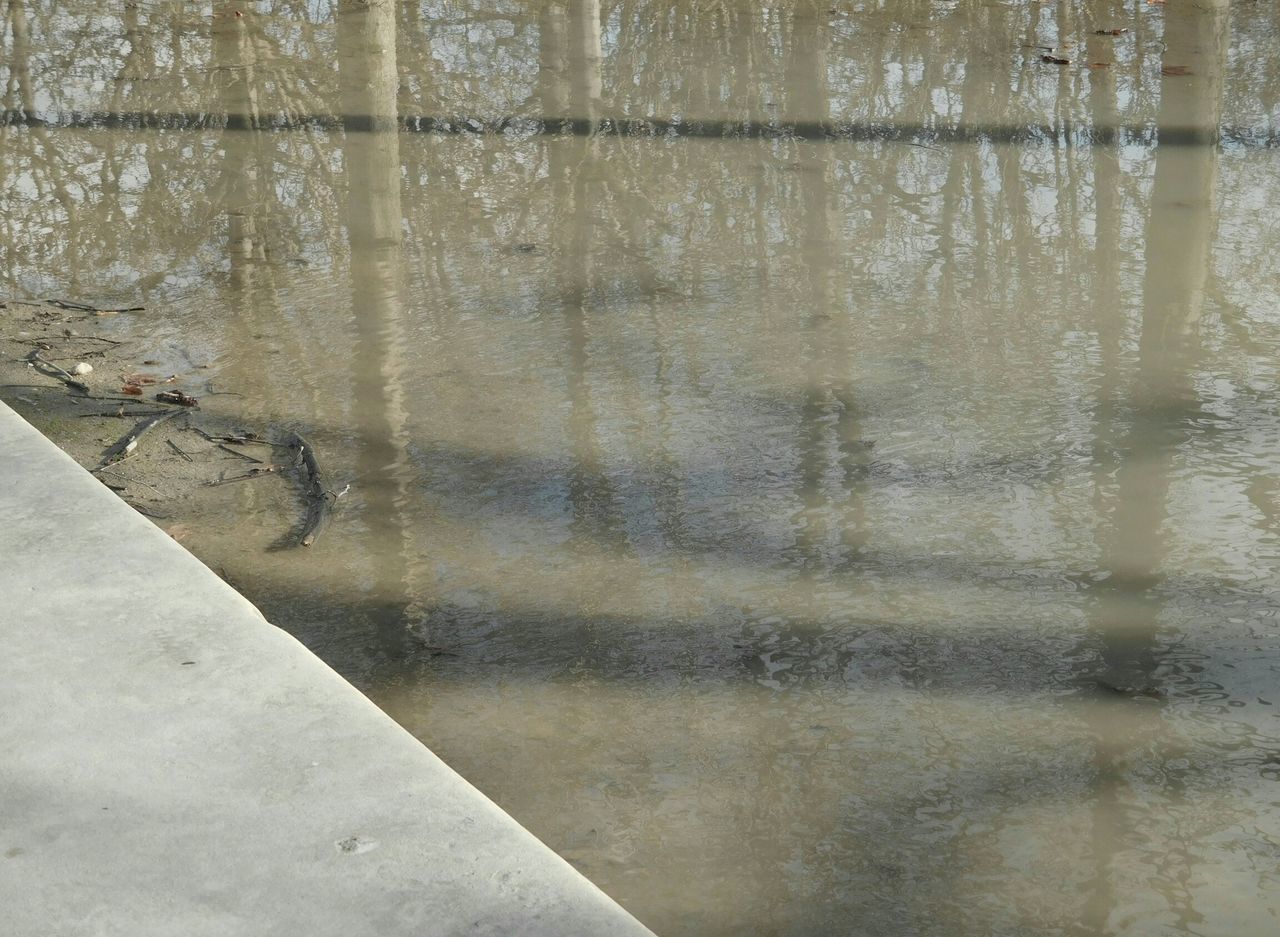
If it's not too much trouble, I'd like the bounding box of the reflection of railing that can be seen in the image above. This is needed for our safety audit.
[1,109,1250,147]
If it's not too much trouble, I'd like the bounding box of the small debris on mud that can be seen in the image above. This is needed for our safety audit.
[155,390,198,407]
[1,297,345,550]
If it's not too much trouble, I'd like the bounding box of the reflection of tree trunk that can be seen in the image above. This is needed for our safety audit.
[213,1,264,274]
[1102,0,1227,687]
[5,0,37,121]
[1079,2,1228,929]
[542,0,619,553]
[1076,5,1130,930]
[339,0,418,660]
[5,0,73,214]
[211,1,281,421]
[568,0,603,122]
[785,3,866,576]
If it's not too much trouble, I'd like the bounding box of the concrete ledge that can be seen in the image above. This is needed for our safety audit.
[0,401,654,937]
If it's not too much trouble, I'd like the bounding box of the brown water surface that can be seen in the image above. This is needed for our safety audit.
[4,1,1280,934]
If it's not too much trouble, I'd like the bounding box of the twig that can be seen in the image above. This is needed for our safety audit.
[203,380,245,397]
[167,439,194,462]
[92,409,188,472]
[217,442,263,463]
[45,350,110,360]
[45,299,144,313]
[72,335,126,345]
[81,392,183,406]
[79,409,169,418]
[189,426,276,446]
[25,350,90,394]
[93,467,166,498]
[206,465,283,486]
[43,299,97,311]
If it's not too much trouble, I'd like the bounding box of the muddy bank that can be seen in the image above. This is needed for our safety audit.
[0,298,335,554]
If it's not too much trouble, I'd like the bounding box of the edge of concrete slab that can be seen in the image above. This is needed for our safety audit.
[0,400,655,937]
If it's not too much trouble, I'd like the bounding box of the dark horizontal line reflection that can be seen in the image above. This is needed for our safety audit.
[2,109,1263,147]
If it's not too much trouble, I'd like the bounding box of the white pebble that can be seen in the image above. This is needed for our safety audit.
[72,362,93,375]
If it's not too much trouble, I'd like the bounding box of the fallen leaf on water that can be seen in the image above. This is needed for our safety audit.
[1042,54,1071,65]
[1162,65,1192,76]
[121,384,144,395]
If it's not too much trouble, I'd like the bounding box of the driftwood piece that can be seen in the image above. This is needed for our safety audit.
[285,432,338,546]
[92,409,188,473]
[25,350,90,394]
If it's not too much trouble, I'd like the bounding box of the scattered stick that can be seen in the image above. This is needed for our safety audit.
[25,349,90,394]
[285,431,336,546]
[43,299,96,311]
[83,392,184,406]
[92,409,188,473]
[44,299,145,313]
[79,409,169,418]
[45,349,110,360]
[167,439,194,462]
[217,442,263,463]
[71,335,127,345]
[95,467,166,497]
[189,427,275,446]
[42,299,97,311]
[206,465,283,486]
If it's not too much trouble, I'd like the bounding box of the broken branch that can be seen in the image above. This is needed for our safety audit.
[285,431,334,546]
[92,409,189,473]
[25,349,90,394]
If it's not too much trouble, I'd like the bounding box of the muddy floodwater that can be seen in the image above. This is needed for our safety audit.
[4,0,1280,933]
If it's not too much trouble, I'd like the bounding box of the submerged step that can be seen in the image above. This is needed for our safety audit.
[0,401,654,937]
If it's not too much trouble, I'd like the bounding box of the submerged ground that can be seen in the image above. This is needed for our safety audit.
[3,1,1279,934]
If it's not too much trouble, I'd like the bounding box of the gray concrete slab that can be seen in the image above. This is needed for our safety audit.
[0,401,655,937]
